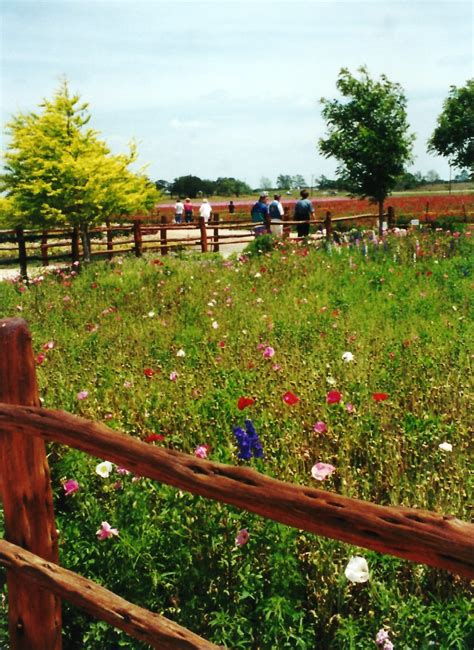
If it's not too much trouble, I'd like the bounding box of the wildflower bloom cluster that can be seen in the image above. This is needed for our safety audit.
[233,420,264,460]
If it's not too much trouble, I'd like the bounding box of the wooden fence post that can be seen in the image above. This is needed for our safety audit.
[133,220,142,257]
[199,216,208,253]
[106,219,114,260]
[264,211,271,234]
[160,215,168,256]
[15,227,28,280]
[41,231,49,266]
[0,318,62,649]
[212,213,220,253]
[71,227,80,265]
[325,211,332,242]
[283,206,290,239]
[387,206,395,229]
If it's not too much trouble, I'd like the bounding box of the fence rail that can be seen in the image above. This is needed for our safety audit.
[0,208,402,277]
[0,318,473,649]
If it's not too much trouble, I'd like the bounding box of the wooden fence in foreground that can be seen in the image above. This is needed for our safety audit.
[0,318,473,649]
[0,208,395,278]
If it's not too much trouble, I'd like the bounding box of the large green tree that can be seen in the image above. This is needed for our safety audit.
[428,79,474,176]
[1,81,158,258]
[319,66,414,233]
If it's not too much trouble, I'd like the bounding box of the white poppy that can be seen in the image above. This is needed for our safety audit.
[344,556,370,583]
[342,351,354,362]
[95,461,113,478]
[438,442,453,452]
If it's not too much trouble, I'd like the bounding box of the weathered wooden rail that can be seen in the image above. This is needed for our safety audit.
[0,318,473,649]
[0,208,395,277]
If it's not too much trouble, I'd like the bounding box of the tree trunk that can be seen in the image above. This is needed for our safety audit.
[81,222,91,262]
[378,199,384,237]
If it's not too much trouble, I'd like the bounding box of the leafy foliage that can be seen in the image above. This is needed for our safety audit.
[319,66,415,228]
[428,79,474,175]
[1,80,158,230]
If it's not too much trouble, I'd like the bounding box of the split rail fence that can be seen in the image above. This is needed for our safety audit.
[0,208,395,278]
[0,318,473,648]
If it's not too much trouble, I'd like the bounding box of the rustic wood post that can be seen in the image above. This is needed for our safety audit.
[160,215,168,256]
[106,219,114,260]
[212,213,220,253]
[71,227,80,265]
[15,227,28,280]
[41,231,49,266]
[199,216,208,253]
[264,211,271,234]
[283,206,290,239]
[325,211,332,242]
[0,318,62,649]
[133,220,142,257]
[387,206,395,230]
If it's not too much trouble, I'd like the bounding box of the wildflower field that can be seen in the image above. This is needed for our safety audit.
[0,231,473,649]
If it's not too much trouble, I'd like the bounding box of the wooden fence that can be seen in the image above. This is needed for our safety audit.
[0,318,473,648]
[0,208,395,278]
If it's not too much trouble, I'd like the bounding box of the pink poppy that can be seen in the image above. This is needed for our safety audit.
[345,403,355,413]
[96,521,119,540]
[313,421,327,434]
[77,390,89,401]
[326,390,342,404]
[263,346,275,358]
[235,528,250,546]
[63,479,79,496]
[311,463,336,481]
[283,391,300,406]
[194,445,209,459]
[169,371,178,381]
[43,341,55,350]
[237,397,255,410]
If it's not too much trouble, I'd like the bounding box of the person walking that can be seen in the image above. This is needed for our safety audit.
[294,189,314,238]
[251,194,269,236]
[269,194,284,236]
[184,198,194,223]
[228,200,235,214]
[174,198,184,224]
[199,198,212,223]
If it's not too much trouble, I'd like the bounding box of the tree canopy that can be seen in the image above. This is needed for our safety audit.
[169,175,251,197]
[1,81,158,231]
[319,66,414,232]
[428,79,474,175]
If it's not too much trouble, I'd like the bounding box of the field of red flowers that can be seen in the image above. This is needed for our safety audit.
[155,193,473,222]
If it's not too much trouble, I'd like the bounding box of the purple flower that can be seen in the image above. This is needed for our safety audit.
[235,528,250,546]
[233,420,264,460]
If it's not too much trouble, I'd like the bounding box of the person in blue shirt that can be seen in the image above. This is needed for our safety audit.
[251,195,269,235]
[294,189,314,237]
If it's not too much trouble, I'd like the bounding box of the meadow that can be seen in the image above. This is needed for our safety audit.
[0,230,472,649]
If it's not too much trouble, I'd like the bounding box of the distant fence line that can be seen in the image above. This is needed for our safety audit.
[0,205,469,278]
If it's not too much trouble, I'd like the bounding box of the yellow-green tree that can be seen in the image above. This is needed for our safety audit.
[1,81,158,257]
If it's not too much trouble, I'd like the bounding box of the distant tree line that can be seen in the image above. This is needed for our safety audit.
[156,176,252,198]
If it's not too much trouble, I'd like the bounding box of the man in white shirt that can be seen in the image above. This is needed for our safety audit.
[174,199,184,223]
[199,199,212,223]
[269,194,284,236]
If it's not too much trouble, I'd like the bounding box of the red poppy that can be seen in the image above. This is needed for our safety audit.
[283,391,300,406]
[145,433,165,443]
[35,353,46,365]
[238,397,255,410]
[143,368,155,378]
[372,392,389,402]
[326,390,342,404]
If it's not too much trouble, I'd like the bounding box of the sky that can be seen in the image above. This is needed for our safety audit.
[1,0,473,188]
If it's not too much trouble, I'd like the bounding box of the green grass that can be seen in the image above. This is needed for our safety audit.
[0,231,473,649]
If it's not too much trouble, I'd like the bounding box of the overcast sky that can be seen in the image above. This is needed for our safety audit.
[1,0,473,187]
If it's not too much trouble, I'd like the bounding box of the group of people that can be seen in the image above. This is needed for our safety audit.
[251,189,314,237]
[175,189,315,238]
[174,198,213,224]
